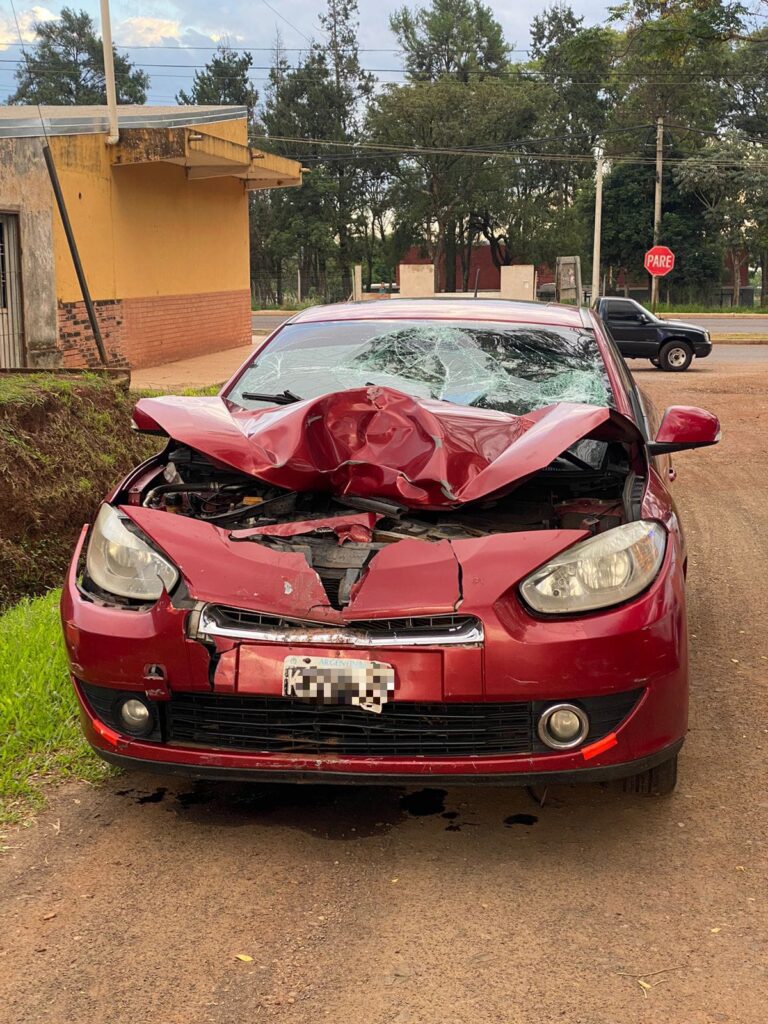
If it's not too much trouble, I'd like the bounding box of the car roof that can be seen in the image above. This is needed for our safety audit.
[289,298,590,329]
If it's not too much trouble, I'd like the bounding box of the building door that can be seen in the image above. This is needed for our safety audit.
[0,213,25,367]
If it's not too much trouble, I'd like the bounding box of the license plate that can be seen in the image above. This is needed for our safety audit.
[282,656,395,714]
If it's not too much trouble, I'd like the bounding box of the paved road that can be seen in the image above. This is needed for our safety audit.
[2,360,767,1023]
[661,314,768,335]
[627,343,768,369]
[252,310,768,338]
[251,313,292,333]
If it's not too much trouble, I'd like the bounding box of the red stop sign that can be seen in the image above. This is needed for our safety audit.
[644,245,675,277]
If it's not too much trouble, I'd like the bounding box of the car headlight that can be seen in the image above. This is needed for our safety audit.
[86,504,178,600]
[520,521,667,615]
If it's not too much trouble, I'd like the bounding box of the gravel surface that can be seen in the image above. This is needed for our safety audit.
[1,357,767,1024]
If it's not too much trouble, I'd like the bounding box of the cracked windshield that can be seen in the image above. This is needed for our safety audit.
[227,319,614,415]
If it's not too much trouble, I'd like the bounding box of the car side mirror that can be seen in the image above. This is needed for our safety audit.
[637,313,649,323]
[647,406,721,456]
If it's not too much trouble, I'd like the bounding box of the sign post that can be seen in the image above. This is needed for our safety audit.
[644,245,675,311]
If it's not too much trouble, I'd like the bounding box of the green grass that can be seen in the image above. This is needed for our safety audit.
[131,384,221,399]
[655,302,768,314]
[0,590,108,827]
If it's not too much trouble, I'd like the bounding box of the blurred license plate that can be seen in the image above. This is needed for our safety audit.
[282,656,395,714]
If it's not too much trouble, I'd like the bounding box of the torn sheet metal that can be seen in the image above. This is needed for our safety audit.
[134,387,642,510]
[233,512,380,545]
[121,505,338,620]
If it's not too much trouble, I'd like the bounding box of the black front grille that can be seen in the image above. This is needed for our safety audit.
[165,689,641,758]
[204,606,478,637]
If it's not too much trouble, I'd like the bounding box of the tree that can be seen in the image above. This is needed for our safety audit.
[368,76,539,289]
[390,0,509,82]
[259,1,373,297]
[599,160,721,302]
[606,0,744,138]
[177,44,259,130]
[8,7,148,105]
[528,6,616,205]
[675,137,768,302]
[729,28,768,141]
[387,0,514,288]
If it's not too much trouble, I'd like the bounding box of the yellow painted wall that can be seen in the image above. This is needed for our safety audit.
[51,119,250,303]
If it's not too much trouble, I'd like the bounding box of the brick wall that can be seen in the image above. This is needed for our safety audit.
[58,289,252,370]
[58,299,128,368]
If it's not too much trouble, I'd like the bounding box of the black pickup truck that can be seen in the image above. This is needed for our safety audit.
[593,297,712,371]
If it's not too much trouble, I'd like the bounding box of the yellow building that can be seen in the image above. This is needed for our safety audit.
[0,106,302,370]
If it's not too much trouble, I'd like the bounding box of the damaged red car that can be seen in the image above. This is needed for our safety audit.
[62,299,720,795]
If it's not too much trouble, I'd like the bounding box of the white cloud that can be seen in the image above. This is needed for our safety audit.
[115,16,182,46]
[0,5,58,50]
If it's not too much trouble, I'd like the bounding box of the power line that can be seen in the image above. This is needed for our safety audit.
[7,57,768,85]
[256,0,315,44]
[250,131,768,167]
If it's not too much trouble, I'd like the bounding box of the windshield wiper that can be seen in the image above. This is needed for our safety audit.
[240,389,301,405]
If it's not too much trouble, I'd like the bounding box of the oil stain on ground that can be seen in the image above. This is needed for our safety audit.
[504,813,539,827]
[399,788,447,816]
[168,780,406,839]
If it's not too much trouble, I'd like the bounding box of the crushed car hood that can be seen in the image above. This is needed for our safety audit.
[134,386,642,509]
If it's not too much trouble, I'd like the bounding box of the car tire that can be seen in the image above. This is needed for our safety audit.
[650,357,661,368]
[659,340,693,372]
[622,753,678,796]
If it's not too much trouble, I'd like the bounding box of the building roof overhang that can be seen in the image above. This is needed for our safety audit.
[110,126,302,189]
[0,105,303,189]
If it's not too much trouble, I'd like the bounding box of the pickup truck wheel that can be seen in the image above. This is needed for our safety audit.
[659,340,693,372]
[650,357,660,367]
[622,753,678,796]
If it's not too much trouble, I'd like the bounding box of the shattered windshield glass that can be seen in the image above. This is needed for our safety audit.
[227,319,614,416]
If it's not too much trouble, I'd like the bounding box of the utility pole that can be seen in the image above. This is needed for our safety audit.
[591,151,604,305]
[100,0,119,145]
[650,115,664,311]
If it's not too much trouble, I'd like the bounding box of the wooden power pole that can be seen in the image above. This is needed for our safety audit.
[651,116,664,311]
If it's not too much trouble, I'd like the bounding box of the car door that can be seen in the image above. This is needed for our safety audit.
[601,300,657,357]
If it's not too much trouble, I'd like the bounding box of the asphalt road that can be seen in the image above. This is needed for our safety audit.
[1,357,767,1024]
[631,344,768,367]
[252,310,768,337]
[666,315,768,335]
[252,312,292,333]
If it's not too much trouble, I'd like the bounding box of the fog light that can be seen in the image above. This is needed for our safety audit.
[119,697,151,733]
[538,703,589,750]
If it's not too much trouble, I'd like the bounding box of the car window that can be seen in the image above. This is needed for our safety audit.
[226,319,615,417]
[604,300,642,319]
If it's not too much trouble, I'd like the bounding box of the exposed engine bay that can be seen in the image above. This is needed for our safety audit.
[125,439,642,610]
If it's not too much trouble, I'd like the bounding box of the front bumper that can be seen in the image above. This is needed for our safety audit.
[63,517,689,784]
[693,338,713,358]
[92,740,683,787]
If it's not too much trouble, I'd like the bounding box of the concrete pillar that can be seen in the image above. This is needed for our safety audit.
[399,264,435,298]
[500,265,537,301]
[352,264,363,301]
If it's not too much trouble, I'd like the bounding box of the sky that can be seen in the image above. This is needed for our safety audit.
[0,0,610,104]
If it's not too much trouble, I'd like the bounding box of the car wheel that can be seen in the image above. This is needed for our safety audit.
[659,340,693,372]
[650,357,660,367]
[622,753,678,796]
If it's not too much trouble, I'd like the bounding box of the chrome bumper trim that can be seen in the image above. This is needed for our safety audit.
[191,605,484,648]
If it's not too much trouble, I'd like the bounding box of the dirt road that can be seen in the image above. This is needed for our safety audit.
[2,355,767,1024]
